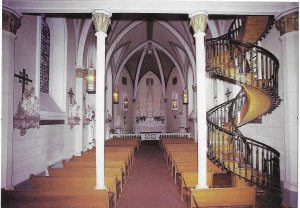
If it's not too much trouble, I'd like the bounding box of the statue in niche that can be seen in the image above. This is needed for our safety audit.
[14,87,40,136]
[105,110,112,123]
[146,78,154,117]
[188,110,196,122]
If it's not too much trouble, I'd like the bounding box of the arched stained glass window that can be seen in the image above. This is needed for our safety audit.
[40,18,50,93]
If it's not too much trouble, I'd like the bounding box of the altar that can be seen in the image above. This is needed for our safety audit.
[109,132,191,140]
[135,116,166,133]
[134,73,167,134]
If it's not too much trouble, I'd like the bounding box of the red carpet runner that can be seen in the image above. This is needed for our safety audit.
[117,141,187,208]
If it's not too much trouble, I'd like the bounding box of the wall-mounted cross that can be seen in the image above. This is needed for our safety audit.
[68,88,75,104]
[14,68,32,99]
[225,88,232,101]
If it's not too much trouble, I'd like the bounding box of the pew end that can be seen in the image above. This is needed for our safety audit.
[1,189,112,208]
[187,187,256,208]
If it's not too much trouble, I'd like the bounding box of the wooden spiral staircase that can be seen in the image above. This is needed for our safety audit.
[206,16,281,194]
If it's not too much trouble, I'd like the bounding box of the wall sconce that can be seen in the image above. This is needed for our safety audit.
[172,96,178,110]
[113,88,119,104]
[182,89,188,105]
[86,67,96,93]
[123,97,129,113]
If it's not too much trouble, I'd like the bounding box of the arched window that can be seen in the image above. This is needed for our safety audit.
[37,17,67,115]
[40,18,50,94]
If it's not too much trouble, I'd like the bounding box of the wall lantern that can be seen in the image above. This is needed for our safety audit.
[86,68,96,93]
[182,89,188,105]
[113,88,119,104]
[123,97,129,113]
[172,96,178,110]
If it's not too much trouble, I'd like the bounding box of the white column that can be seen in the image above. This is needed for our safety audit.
[92,9,111,190]
[190,11,208,189]
[1,7,22,190]
[276,9,298,207]
[74,68,85,156]
[192,85,197,142]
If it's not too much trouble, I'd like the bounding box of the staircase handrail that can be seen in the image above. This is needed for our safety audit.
[206,37,280,97]
[207,98,281,192]
[207,100,280,158]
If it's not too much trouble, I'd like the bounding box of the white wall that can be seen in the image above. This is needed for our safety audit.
[166,68,185,132]
[10,15,77,186]
[12,125,75,185]
[114,68,134,133]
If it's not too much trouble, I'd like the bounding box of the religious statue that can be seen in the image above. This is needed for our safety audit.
[67,87,80,128]
[68,101,80,117]
[188,110,196,122]
[83,105,92,127]
[18,87,39,116]
[13,87,40,136]
[105,110,112,123]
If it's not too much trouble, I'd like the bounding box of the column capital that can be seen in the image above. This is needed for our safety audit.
[275,8,298,36]
[76,68,87,78]
[2,6,22,34]
[189,11,208,34]
[92,9,111,33]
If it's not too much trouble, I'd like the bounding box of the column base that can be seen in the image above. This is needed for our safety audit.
[74,152,82,156]
[196,184,209,189]
[95,185,107,190]
[5,184,14,190]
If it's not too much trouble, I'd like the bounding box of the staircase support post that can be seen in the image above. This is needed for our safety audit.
[92,9,111,190]
[190,11,209,189]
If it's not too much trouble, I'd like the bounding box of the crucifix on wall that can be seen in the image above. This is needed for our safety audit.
[225,88,232,101]
[68,88,75,104]
[14,68,32,99]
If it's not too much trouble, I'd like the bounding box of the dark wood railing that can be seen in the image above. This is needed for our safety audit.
[207,96,281,193]
[206,38,279,94]
[205,16,281,194]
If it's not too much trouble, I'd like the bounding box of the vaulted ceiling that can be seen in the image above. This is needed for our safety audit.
[106,13,196,87]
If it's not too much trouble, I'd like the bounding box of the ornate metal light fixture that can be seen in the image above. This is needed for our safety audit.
[182,89,188,104]
[113,88,119,104]
[123,97,129,111]
[172,95,178,110]
[86,67,96,93]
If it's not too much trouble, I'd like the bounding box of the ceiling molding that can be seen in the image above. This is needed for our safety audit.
[8,1,295,16]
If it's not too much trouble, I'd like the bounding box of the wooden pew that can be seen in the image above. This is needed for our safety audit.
[48,167,125,189]
[106,138,141,152]
[1,190,111,208]
[73,153,133,171]
[62,160,129,178]
[174,160,223,182]
[177,171,214,201]
[30,176,120,205]
[187,187,256,208]
[79,147,135,165]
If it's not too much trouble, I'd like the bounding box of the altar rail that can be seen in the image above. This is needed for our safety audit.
[109,133,191,140]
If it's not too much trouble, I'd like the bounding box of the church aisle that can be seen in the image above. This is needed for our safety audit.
[117,141,187,208]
